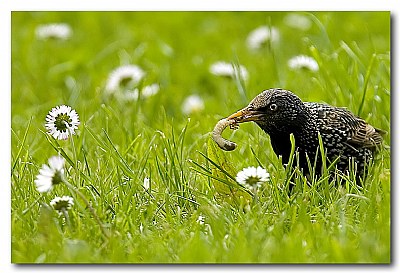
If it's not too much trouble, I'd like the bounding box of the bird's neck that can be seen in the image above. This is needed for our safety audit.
[268,132,292,164]
[263,110,315,137]
[262,116,319,164]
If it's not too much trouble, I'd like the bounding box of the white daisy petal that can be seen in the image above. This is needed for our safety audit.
[196,215,205,225]
[143,177,150,190]
[48,156,65,172]
[182,95,205,115]
[34,156,65,193]
[209,61,249,81]
[142,83,160,98]
[35,174,52,192]
[246,26,280,51]
[53,130,61,140]
[288,55,319,72]
[60,132,68,140]
[125,89,140,101]
[45,105,80,140]
[35,23,72,40]
[284,13,312,31]
[35,177,53,193]
[236,166,270,190]
[50,195,74,215]
[59,105,70,113]
[105,65,146,94]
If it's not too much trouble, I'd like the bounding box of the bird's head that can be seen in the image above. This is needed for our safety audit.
[227,88,310,135]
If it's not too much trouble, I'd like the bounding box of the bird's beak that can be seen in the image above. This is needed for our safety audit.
[227,107,264,123]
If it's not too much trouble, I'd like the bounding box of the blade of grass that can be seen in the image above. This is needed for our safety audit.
[357,53,376,116]
[12,117,32,172]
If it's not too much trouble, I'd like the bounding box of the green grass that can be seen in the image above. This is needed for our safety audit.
[11,11,390,263]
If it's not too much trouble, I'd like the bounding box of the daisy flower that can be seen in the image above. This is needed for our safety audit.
[196,215,205,225]
[45,105,80,140]
[209,61,249,81]
[142,83,160,98]
[284,13,312,31]
[34,156,65,193]
[35,23,72,40]
[288,55,319,72]
[105,65,146,93]
[246,26,279,51]
[124,89,140,101]
[236,166,270,190]
[117,83,160,102]
[182,94,205,115]
[143,177,150,190]
[50,195,74,215]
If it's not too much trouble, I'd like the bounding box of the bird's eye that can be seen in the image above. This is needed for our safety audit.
[269,103,278,111]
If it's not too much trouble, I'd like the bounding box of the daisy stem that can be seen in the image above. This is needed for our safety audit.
[64,181,110,239]
[61,207,71,228]
[252,187,258,204]
[67,125,78,183]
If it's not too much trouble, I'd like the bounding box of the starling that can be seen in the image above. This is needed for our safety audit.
[227,88,385,181]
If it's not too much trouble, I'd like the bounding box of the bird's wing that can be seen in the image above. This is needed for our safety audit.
[329,107,384,148]
[348,119,385,148]
[308,103,385,148]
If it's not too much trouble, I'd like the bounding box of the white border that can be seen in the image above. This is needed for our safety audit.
[1,2,11,272]
[5,0,400,11]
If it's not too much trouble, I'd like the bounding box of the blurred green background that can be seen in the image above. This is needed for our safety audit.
[11,12,390,263]
[12,11,390,126]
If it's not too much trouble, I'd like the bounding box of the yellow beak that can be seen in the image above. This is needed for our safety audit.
[227,108,264,123]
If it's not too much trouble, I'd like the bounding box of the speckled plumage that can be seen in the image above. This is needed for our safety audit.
[228,88,384,181]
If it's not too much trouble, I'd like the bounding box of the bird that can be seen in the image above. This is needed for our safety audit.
[227,88,385,184]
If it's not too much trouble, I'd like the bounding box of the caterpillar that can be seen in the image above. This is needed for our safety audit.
[212,118,239,151]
